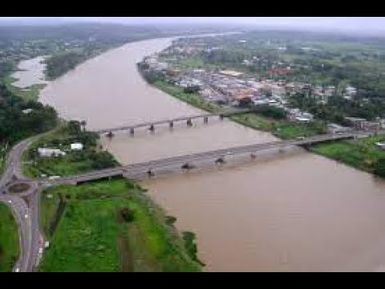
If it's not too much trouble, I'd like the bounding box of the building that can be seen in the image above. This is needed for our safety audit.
[376,142,385,150]
[22,108,33,114]
[38,148,66,158]
[327,123,352,134]
[70,143,84,151]
[344,117,367,129]
[219,70,244,77]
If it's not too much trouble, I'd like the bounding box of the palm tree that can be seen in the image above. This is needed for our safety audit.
[80,120,87,132]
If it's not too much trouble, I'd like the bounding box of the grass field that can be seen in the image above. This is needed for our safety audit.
[0,203,19,272]
[39,179,202,272]
[311,134,385,173]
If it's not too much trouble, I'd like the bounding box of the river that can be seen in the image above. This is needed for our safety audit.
[11,56,48,89]
[39,36,385,271]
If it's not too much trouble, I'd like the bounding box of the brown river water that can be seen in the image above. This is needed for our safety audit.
[39,37,385,271]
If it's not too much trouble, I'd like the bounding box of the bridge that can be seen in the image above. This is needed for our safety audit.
[94,108,253,135]
[45,130,374,186]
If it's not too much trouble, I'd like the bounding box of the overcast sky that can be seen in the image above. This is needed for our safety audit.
[1,17,385,36]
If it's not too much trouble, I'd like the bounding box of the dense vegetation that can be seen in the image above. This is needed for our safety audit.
[39,179,202,272]
[0,203,19,272]
[24,121,118,178]
[0,83,57,145]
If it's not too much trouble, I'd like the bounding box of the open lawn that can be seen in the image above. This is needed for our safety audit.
[0,203,19,272]
[39,179,202,272]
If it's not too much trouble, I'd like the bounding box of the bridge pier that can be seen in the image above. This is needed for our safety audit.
[187,119,192,127]
[130,128,135,136]
[169,121,174,129]
[106,131,114,138]
[203,116,208,124]
[219,114,224,120]
[149,124,155,132]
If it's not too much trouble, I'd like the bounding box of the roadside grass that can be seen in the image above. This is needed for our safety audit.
[311,134,385,173]
[0,203,19,272]
[3,74,45,102]
[0,144,8,176]
[39,179,202,272]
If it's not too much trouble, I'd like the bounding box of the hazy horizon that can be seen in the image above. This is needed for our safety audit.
[1,17,385,37]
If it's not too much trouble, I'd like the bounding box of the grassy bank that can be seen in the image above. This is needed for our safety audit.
[0,203,19,272]
[153,80,223,113]
[39,179,202,272]
[23,122,118,178]
[311,135,385,173]
[3,74,45,102]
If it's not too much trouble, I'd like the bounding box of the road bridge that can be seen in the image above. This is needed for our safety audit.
[47,131,373,185]
[94,108,253,135]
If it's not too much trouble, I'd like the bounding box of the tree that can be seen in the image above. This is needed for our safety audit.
[373,158,385,178]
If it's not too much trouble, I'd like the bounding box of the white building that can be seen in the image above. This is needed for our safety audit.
[38,148,66,158]
[70,143,84,151]
[22,108,33,114]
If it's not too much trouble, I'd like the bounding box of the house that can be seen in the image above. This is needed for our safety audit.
[38,148,66,158]
[22,108,33,114]
[70,143,84,151]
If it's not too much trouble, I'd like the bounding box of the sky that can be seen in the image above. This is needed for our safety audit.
[1,17,385,36]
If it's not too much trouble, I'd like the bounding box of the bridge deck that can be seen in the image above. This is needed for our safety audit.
[47,131,376,185]
[95,108,252,134]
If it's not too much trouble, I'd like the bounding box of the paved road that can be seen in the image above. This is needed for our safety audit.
[0,136,44,272]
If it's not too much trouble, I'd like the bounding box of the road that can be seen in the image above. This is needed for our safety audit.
[48,130,377,185]
[0,136,44,272]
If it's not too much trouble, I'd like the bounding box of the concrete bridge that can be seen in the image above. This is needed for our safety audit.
[45,130,374,186]
[94,108,253,135]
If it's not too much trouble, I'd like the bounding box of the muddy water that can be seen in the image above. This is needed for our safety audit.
[12,56,48,88]
[40,37,385,271]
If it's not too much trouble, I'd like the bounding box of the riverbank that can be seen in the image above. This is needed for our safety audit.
[38,179,202,272]
[310,134,385,176]
[150,79,385,177]
[22,122,118,178]
[151,79,326,140]
[0,203,19,272]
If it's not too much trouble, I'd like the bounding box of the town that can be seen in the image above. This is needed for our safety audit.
[139,38,385,139]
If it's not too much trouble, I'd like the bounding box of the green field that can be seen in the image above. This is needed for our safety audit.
[0,203,19,272]
[3,74,45,102]
[23,124,118,178]
[311,135,385,173]
[39,179,202,272]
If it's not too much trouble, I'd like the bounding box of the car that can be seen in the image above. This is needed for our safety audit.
[24,214,28,219]
[14,268,20,272]
[38,248,43,254]
[8,200,12,204]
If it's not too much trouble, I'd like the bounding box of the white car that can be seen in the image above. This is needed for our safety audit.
[14,268,20,272]
[24,214,29,219]
[38,248,43,254]
[8,200,12,204]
